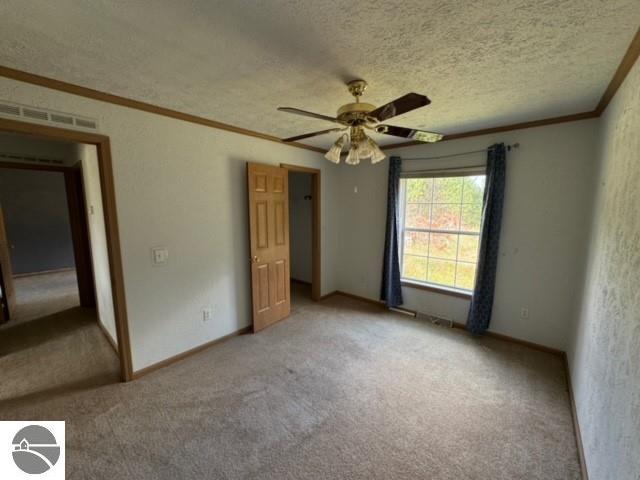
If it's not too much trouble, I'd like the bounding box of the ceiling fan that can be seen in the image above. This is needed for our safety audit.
[277,80,443,165]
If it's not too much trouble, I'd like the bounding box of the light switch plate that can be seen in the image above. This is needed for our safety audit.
[151,247,169,265]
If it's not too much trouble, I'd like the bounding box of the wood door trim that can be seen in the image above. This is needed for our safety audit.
[0,117,133,382]
[281,164,321,301]
[0,65,325,155]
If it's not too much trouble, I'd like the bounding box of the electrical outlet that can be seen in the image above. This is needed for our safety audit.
[202,308,213,322]
[520,307,529,319]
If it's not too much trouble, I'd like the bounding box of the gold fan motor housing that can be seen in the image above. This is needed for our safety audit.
[336,102,376,124]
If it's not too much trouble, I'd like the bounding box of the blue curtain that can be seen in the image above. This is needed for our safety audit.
[380,156,404,307]
[467,144,507,334]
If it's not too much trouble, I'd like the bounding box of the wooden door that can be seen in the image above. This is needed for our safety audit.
[0,204,15,321]
[247,163,291,332]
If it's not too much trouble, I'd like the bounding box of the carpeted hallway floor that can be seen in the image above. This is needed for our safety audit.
[2,270,80,327]
[0,284,581,479]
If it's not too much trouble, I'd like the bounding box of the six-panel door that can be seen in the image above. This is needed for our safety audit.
[247,163,291,331]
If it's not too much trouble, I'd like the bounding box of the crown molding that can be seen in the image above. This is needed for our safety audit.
[0,65,325,154]
[1,25,638,154]
[595,26,640,115]
[381,111,598,150]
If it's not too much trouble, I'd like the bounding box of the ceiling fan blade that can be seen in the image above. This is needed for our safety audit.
[282,128,345,142]
[376,125,443,143]
[368,93,431,122]
[277,107,342,124]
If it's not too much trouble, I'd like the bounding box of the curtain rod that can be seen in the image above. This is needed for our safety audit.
[402,142,520,161]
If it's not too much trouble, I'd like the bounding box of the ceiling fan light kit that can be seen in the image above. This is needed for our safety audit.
[278,79,443,165]
[324,134,347,163]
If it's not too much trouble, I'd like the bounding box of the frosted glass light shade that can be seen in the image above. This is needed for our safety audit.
[369,139,386,164]
[324,135,346,163]
[357,138,373,160]
[345,144,360,165]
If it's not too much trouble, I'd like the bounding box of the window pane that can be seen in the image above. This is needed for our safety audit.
[458,235,479,262]
[433,177,462,203]
[405,204,430,228]
[431,204,461,230]
[428,259,456,286]
[404,231,429,256]
[400,174,486,291]
[460,203,482,232]
[462,176,485,204]
[406,178,433,203]
[403,255,427,281]
[455,263,477,290]
[429,233,458,260]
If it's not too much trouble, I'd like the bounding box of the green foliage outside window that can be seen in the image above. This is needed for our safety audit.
[401,175,485,291]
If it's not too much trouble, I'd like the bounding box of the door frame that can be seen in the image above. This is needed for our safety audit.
[0,117,133,382]
[280,164,321,301]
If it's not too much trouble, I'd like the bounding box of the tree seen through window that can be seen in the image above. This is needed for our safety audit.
[400,175,485,291]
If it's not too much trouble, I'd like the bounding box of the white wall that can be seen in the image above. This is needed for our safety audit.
[568,60,640,480]
[288,172,312,283]
[76,143,118,346]
[0,77,338,371]
[334,120,599,350]
[0,72,613,375]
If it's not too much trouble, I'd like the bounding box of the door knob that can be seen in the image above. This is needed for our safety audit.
[251,256,260,263]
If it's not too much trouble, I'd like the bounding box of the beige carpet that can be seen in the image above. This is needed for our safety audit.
[2,270,80,327]
[0,284,581,479]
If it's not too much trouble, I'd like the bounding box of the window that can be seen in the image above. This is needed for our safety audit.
[399,173,486,293]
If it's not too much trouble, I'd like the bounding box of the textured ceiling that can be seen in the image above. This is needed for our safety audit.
[0,1,638,148]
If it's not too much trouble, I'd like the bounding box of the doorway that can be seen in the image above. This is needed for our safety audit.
[0,161,86,325]
[245,162,321,333]
[282,164,321,303]
[0,118,132,382]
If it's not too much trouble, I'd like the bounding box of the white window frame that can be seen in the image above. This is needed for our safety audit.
[398,167,486,296]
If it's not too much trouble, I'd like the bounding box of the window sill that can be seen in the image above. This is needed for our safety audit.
[401,280,472,300]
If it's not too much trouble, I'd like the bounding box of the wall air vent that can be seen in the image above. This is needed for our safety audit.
[0,101,99,131]
[74,118,97,129]
[0,103,20,116]
[50,113,74,125]
[22,108,49,121]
